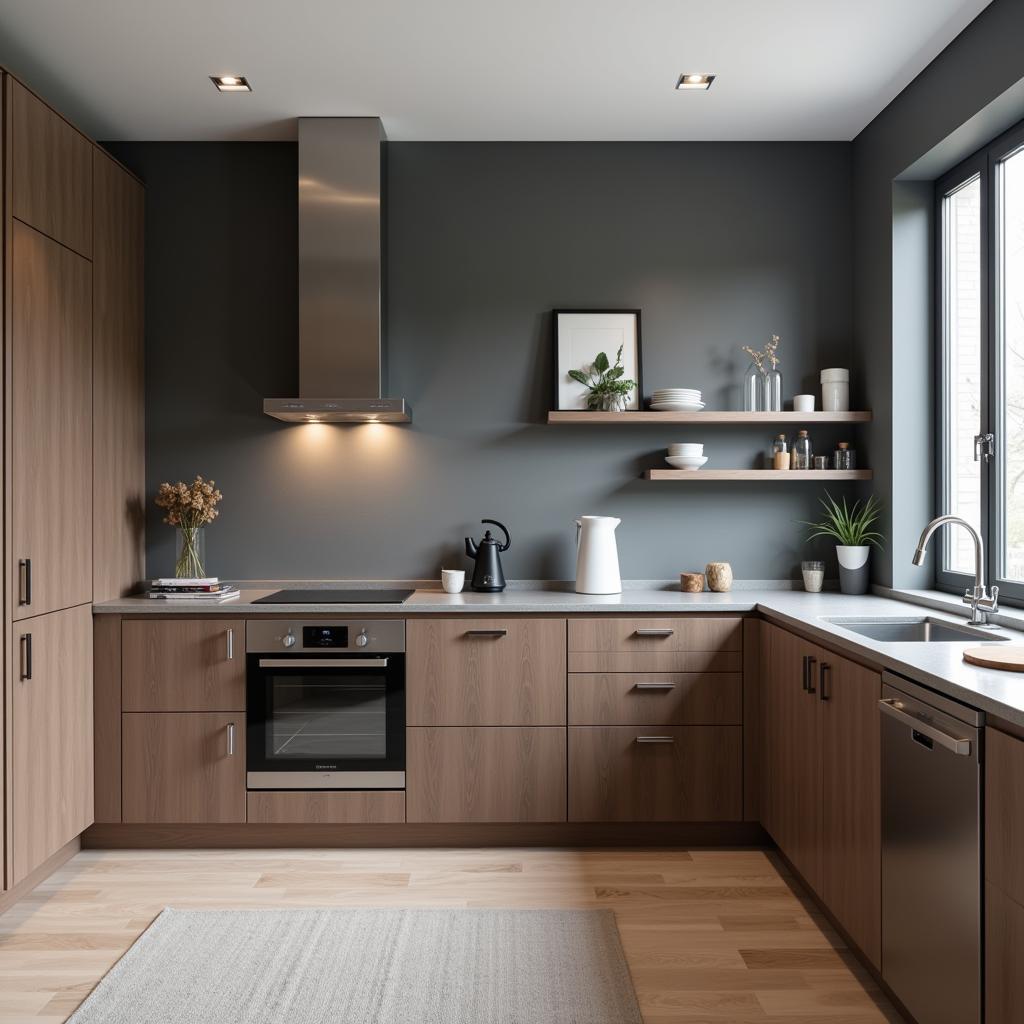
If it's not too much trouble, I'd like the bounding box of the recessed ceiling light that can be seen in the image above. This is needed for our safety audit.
[211,75,251,92]
[676,73,715,91]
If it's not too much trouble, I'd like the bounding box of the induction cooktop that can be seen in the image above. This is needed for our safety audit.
[252,589,415,605]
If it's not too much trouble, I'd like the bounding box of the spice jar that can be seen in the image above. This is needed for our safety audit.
[792,430,813,470]
[833,442,856,470]
[772,434,790,470]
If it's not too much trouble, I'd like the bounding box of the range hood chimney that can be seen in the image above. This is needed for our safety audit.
[264,117,410,424]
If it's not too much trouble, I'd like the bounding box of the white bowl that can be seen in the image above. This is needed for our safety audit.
[668,444,704,455]
[665,455,709,470]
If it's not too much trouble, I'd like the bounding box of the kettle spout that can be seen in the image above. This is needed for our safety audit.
[465,537,479,559]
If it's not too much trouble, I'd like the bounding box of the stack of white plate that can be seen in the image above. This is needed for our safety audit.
[666,442,708,470]
[650,388,704,411]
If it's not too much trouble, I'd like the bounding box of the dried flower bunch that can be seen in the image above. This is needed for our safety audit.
[155,476,223,530]
[743,334,781,376]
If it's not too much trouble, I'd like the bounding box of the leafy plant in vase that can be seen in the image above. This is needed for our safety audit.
[802,493,883,595]
[568,344,637,412]
[155,476,223,579]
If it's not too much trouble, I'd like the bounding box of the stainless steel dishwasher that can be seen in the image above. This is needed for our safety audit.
[880,672,984,1024]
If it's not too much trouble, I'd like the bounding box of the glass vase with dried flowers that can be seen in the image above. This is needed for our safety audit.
[742,334,782,411]
[155,476,223,579]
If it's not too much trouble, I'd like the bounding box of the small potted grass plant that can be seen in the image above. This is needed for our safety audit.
[803,493,883,595]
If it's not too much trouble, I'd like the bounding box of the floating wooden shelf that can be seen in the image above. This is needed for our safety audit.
[644,469,873,481]
[547,410,872,424]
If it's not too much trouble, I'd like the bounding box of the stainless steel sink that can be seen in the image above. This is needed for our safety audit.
[824,616,1011,643]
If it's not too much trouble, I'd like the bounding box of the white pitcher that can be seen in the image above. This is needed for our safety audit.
[575,516,622,594]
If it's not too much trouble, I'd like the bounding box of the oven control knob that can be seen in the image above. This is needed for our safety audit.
[355,630,369,647]
[282,631,297,648]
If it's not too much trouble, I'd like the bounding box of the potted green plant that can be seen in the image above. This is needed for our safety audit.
[803,493,883,594]
[567,344,637,412]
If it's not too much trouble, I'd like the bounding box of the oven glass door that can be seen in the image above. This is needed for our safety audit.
[247,654,405,774]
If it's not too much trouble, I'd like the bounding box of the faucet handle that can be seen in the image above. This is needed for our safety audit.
[979,585,1000,612]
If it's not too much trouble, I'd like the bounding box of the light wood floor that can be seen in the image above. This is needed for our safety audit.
[0,847,904,1023]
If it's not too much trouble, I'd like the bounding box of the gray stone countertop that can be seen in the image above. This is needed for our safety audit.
[94,584,1024,727]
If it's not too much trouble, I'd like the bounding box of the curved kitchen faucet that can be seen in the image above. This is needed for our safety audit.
[912,515,999,627]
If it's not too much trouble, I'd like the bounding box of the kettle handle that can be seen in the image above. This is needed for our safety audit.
[482,519,511,552]
[575,518,582,549]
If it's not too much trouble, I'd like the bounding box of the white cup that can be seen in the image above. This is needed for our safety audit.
[441,569,465,594]
[669,443,704,455]
[793,394,815,412]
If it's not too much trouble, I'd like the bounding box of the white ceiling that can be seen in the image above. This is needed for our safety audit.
[0,0,993,142]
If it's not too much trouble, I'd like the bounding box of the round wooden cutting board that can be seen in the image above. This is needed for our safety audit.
[963,646,1024,672]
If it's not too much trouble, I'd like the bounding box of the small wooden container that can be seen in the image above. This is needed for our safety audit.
[680,572,705,593]
[705,562,734,593]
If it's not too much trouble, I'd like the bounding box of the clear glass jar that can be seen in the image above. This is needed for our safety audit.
[833,442,856,470]
[772,434,789,470]
[792,430,813,469]
[802,560,825,593]
[763,367,783,412]
[743,362,764,412]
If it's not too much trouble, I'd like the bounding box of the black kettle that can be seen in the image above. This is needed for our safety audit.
[465,519,511,592]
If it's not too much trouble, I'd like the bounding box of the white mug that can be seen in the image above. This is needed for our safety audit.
[441,569,465,594]
[793,394,815,412]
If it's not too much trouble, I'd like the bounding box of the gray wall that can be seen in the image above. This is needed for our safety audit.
[107,140,855,582]
[852,0,1024,588]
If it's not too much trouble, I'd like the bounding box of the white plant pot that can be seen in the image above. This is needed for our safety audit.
[836,545,870,595]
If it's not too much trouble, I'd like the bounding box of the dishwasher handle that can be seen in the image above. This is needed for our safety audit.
[879,698,972,756]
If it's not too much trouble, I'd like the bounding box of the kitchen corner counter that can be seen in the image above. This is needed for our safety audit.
[93,586,1024,727]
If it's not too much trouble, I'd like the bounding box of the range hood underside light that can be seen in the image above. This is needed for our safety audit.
[263,398,411,423]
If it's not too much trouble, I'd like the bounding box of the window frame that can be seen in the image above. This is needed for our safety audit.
[935,118,1024,606]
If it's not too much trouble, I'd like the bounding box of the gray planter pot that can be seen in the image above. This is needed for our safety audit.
[836,545,870,595]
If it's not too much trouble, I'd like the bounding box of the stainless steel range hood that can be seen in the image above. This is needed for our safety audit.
[264,117,410,424]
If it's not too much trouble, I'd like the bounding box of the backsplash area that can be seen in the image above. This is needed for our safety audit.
[107,140,857,582]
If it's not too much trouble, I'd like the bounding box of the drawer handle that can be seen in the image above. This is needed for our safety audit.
[226,723,236,757]
[18,558,32,606]
[226,627,235,661]
[465,629,508,637]
[634,682,676,691]
[19,633,32,681]
[633,628,674,637]
[636,735,675,744]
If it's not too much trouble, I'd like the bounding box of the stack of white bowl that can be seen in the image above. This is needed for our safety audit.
[650,388,704,411]
[665,443,707,470]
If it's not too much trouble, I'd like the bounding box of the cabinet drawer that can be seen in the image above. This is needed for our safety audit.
[122,712,245,823]
[986,881,1024,1024]
[568,650,741,673]
[407,618,566,725]
[406,727,567,822]
[568,673,742,725]
[569,617,742,652]
[569,726,742,822]
[987,727,1024,905]
[122,619,245,711]
[247,791,406,824]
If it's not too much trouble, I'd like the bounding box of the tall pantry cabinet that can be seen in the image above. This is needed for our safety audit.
[2,72,144,893]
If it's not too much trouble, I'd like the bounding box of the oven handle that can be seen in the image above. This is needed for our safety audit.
[257,658,389,669]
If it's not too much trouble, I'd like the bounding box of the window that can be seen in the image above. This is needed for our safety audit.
[937,120,1024,603]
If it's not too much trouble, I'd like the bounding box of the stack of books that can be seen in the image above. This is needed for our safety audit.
[148,578,240,602]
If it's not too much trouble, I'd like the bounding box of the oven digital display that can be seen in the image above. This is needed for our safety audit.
[302,625,349,648]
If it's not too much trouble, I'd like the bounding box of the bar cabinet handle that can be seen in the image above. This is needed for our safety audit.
[820,662,831,702]
[19,633,32,681]
[226,627,234,661]
[633,628,674,637]
[636,735,675,744]
[226,723,236,756]
[465,629,508,637]
[19,558,31,606]
[634,682,676,691]
[806,656,817,695]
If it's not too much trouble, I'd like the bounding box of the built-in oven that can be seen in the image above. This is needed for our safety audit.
[246,619,405,789]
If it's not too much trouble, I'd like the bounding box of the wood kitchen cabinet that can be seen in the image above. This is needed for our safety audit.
[92,148,145,602]
[11,220,93,621]
[406,727,567,823]
[122,619,246,711]
[11,605,94,883]
[122,712,245,823]
[407,618,566,725]
[568,725,742,821]
[760,622,881,967]
[10,78,93,257]
[985,726,1024,1023]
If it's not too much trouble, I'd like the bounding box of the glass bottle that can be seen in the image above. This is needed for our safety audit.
[792,430,813,470]
[743,362,764,412]
[772,434,790,470]
[833,441,856,470]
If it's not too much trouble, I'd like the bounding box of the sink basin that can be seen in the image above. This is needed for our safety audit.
[824,616,1010,643]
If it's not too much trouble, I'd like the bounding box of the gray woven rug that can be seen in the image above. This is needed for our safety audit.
[68,907,643,1023]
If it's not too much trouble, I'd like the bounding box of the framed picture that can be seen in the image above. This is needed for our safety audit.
[553,309,643,411]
